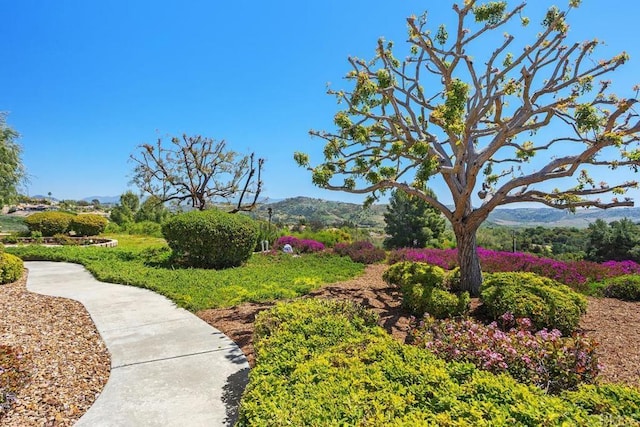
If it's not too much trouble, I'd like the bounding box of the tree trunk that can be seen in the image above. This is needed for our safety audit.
[454,224,483,296]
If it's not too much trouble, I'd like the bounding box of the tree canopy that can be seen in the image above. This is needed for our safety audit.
[383,188,445,249]
[131,134,264,212]
[295,0,640,294]
[0,113,25,207]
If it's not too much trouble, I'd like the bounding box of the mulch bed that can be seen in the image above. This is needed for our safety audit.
[0,271,110,426]
[198,264,640,387]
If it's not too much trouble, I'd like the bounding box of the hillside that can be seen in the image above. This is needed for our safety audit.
[253,197,387,228]
[252,197,639,229]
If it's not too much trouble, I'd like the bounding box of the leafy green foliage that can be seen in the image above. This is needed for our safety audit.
[561,384,640,422]
[238,299,639,426]
[383,189,445,249]
[23,211,74,236]
[162,209,259,269]
[601,275,640,301]
[0,253,23,284]
[69,214,108,236]
[0,114,25,208]
[383,261,468,317]
[6,245,363,311]
[587,218,640,262]
[481,272,587,334]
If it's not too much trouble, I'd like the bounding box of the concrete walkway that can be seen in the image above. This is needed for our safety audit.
[25,261,249,427]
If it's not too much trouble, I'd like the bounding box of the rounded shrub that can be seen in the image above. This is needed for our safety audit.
[24,212,74,236]
[69,214,108,236]
[162,209,259,269]
[601,274,640,301]
[333,241,386,264]
[383,261,446,289]
[481,272,588,335]
[0,253,24,284]
[383,261,466,317]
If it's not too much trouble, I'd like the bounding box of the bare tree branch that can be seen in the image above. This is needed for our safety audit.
[131,134,264,212]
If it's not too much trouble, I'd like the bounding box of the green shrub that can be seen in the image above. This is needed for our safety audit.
[69,214,108,236]
[601,275,640,301]
[383,261,446,289]
[238,299,639,426]
[23,211,74,236]
[383,262,466,317]
[561,384,640,422]
[162,209,259,269]
[0,253,23,284]
[481,272,588,335]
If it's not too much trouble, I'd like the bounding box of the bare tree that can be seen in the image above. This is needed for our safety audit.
[131,134,264,212]
[295,1,640,295]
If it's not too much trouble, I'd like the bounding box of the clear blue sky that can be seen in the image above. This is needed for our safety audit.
[2,1,639,206]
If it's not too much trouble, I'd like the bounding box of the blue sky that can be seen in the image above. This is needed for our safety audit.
[2,1,639,206]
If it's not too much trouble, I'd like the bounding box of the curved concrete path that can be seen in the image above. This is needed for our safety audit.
[25,261,249,427]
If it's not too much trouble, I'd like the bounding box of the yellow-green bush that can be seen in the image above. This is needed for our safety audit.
[23,211,74,236]
[481,272,588,335]
[69,214,108,236]
[0,253,23,284]
[237,299,639,426]
[383,261,467,317]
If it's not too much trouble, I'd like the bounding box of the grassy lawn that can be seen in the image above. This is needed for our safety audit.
[6,236,364,311]
[0,214,28,233]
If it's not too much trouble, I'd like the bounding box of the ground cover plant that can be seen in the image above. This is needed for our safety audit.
[273,235,325,253]
[6,242,363,311]
[238,299,640,426]
[389,247,640,292]
[411,313,600,394]
[333,241,386,264]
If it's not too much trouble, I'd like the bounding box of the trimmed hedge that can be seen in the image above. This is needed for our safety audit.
[383,261,468,318]
[237,299,640,426]
[481,272,588,335]
[601,275,640,301]
[69,214,108,236]
[0,252,23,284]
[23,212,74,236]
[162,209,259,269]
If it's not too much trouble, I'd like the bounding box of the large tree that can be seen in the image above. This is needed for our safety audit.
[295,1,640,295]
[131,134,264,212]
[384,188,445,249]
[0,113,26,207]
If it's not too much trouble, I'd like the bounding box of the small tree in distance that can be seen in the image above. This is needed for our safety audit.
[295,1,640,295]
[384,188,445,249]
[0,113,26,208]
[131,134,264,212]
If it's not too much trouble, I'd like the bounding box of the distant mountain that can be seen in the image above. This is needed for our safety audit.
[251,197,640,229]
[253,196,387,228]
[486,207,640,228]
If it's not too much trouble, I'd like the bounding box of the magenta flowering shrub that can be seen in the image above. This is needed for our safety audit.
[411,313,600,394]
[388,247,640,290]
[334,241,386,264]
[387,248,457,269]
[274,236,325,253]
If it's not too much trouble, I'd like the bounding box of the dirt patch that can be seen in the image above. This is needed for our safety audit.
[198,264,640,387]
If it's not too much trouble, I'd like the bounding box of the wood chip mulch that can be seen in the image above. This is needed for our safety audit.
[198,264,640,387]
[0,270,110,427]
